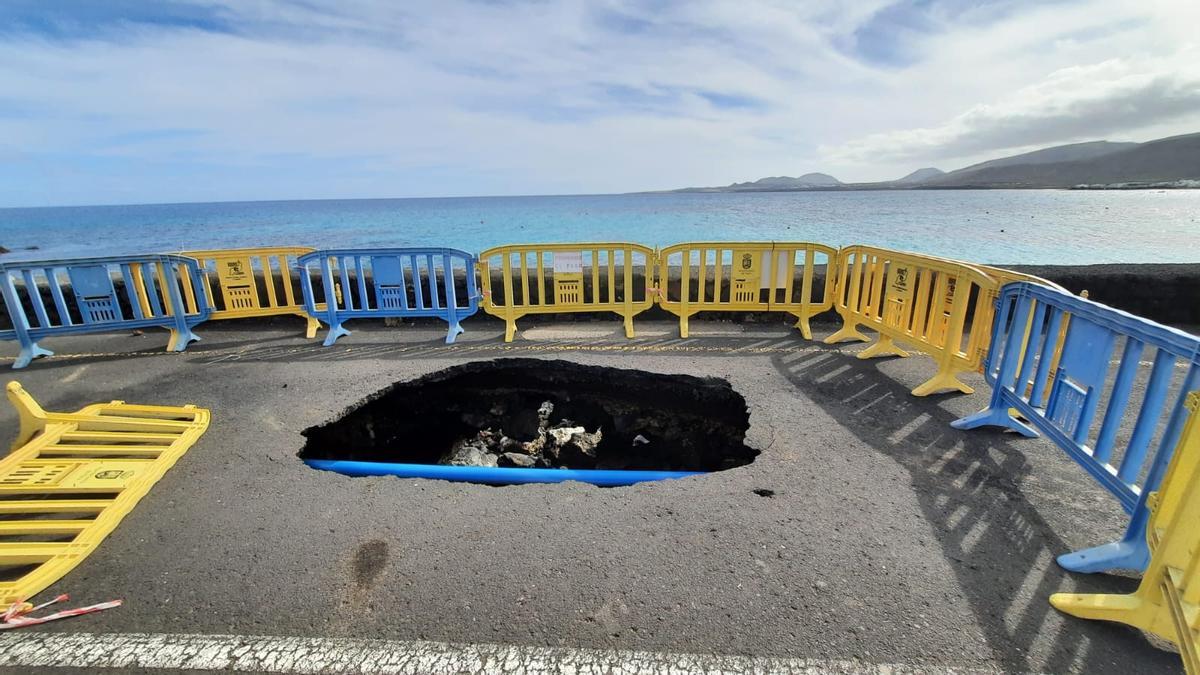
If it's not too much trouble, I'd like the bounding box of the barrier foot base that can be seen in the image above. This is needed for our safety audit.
[624,317,635,339]
[445,322,465,345]
[951,406,1039,437]
[824,324,869,344]
[503,321,517,343]
[166,328,200,352]
[857,336,910,360]
[1049,591,1145,628]
[1057,536,1149,574]
[911,370,974,397]
[304,316,321,339]
[13,342,53,370]
[792,315,813,341]
[323,323,351,347]
[679,317,689,339]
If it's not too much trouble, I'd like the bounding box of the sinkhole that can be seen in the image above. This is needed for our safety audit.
[299,358,757,486]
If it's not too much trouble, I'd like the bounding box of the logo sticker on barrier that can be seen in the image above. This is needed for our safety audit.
[215,258,255,310]
[732,250,761,303]
[885,264,914,327]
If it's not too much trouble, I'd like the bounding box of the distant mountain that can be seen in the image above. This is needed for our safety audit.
[673,172,841,192]
[947,140,1138,178]
[657,132,1199,193]
[893,167,944,184]
[925,134,1200,188]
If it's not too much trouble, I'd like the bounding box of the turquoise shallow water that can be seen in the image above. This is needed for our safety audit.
[0,190,1196,265]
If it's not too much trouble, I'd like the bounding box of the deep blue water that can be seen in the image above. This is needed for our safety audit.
[0,190,1197,265]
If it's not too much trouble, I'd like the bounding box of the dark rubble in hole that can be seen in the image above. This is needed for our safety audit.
[299,358,758,473]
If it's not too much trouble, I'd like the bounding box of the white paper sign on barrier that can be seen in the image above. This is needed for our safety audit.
[553,251,583,275]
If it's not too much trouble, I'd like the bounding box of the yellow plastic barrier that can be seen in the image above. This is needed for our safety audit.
[477,243,655,342]
[656,242,837,339]
[182,247,321,337]
[1051,392,1200,674]
[0,382,209,604]
[824,245,1000,396]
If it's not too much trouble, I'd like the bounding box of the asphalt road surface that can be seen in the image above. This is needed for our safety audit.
[0,314,1186,674]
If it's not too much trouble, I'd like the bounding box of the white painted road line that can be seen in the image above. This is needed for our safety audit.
[0,632,1017,674]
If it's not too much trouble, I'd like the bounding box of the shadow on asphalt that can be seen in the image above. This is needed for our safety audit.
[770,348,1180,674]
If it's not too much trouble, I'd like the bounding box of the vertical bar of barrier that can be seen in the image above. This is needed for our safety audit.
[397,257,410,312]
[1119,353,1176,484]
[128,264,153,318]
[519,253,529,308]
[535,253,545,305]
[119,264,144,321]
[356,256,371,311]
[427,254,441,311]
[142,264,165,318]
[590,248,601,306]
[1093,341,1143,464]
[501,253,515,341]
[607,249,616,305]
[20,271,51,329]
[262,255,279,309]
[622,247,634,337]
[442,253,459,343]
[1014,303,1047,392]
[680,251,691,338]
[48,269,72,326]
[1029,308,1065,407]
[278,255,296,307]
[320,257,340,329]
[710,248,722,305]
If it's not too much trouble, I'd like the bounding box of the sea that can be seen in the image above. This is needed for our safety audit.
[0,189,1197,265]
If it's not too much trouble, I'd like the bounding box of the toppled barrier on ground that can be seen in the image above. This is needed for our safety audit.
[299,358,757,474]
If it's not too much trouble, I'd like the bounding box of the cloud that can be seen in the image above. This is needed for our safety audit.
[825,50,1200,164]
[0,0,1197,204]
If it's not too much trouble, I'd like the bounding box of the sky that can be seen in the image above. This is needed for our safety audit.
[0,0,1198,207]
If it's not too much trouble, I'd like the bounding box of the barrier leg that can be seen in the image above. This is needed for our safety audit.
[1049,592,1157,637]
[824,320,869,344]
[1058,498,1152,573]
[911,366,974,397]
[13,341,53,370]
[952,405,1040,437]
[1057,532,1149,574]
[323,321,351,347]
[623,314,635,339]
[304,316,321,339]
[679,313,689,339]
[166,326,201,352]
[445,319,465,345]
[503,318,517,343]
[6,381,48,450]
[857,335,910,360]
[792,313,813,341]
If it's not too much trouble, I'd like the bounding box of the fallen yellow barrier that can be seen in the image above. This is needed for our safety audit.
[0,382,209,604]
[1051,392,1200,674]
[656,242,836,339]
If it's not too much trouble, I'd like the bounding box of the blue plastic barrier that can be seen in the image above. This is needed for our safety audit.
[0,255,211,369]
[305,459,703,486]
[953,282,1200,573]
[297,248,479,345]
